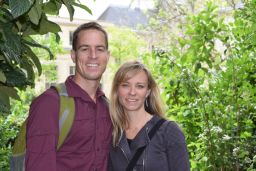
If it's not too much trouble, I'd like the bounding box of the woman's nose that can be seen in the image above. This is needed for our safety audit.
[128,86,136,95]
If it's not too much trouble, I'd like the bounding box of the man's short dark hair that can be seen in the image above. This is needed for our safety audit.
[72,22,108,51]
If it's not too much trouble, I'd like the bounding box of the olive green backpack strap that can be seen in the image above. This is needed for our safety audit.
[10,83,75,171]
[11,120,27,155]
[53,83,75,150]
[10,120,27,171]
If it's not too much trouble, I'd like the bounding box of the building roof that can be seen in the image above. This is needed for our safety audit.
[97,6,149,29]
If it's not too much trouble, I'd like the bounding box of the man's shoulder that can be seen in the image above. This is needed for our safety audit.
[37,87,59,100]
[27,87,60,136]
[30,87,59,109]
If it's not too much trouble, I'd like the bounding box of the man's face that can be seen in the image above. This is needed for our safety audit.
[71,29,109,82]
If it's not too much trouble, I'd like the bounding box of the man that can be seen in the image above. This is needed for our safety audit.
[25,22,112,171]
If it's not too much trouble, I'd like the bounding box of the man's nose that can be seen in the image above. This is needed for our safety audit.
[88,48,97,59]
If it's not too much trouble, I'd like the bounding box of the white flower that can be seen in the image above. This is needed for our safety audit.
[223,135,231,140]
[211,126,223,133]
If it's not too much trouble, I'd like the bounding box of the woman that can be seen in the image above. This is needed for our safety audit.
[108,61,190,171]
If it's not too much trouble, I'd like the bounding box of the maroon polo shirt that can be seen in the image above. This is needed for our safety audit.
[25,76,112,171]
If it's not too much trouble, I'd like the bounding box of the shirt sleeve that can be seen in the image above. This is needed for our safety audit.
[165,121,190,171]
[25,89,59,171]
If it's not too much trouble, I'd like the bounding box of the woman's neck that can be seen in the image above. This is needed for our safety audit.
[127,111,151,129]
[125,110,152,139]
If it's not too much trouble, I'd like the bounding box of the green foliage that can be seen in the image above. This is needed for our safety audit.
[32,33,64,87]
[144,1,256,170]
[0,88,35,169]
[0,0,91,114]
[107,25,147,73]
[0,32,63,171]
[32,33,66,60]
[42,63,57,83]
[0,33,62,171]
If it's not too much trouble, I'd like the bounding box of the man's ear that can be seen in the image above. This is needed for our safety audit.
[106,50,110,62]
[71,50,76,63]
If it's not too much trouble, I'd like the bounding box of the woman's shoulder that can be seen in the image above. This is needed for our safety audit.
[161,118,186,144]
[150,115,185,136]
[151,115,182,131]
[164,119,182,131]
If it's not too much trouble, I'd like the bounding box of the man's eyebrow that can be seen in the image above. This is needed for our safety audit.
[77,44,89,49]
[77,45,106,49]
[96,45,107,49]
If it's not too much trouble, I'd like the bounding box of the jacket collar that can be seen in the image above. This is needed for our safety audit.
[117,115,161,159]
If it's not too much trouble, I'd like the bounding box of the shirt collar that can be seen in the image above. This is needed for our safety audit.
[65,75,105,102]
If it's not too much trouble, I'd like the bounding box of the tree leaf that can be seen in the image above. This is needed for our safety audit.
[0,90,10,112]
[28,0,42,25]
[0,103,10,114]
[22,26,38,36]
[23,44,42,75]
[38,14,61,34]
[73,2,92,15]
[23,14,61,36]
[0,55,4,61]
[1,23,22,64]
[55,33,60,43]
[9,0,35,18]
[62,0,74,21]
[43,0,62,15]
[20,56,35,81]
[0,44,21,65]
[0,70,6,83]
[23,37,54,60]
[0,85,20,100]
[0,63,29,88]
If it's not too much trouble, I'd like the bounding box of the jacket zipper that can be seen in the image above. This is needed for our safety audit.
[143,158,145,171]
[119,146,129,164]
[118,126,150,171]
[143,127,149,171]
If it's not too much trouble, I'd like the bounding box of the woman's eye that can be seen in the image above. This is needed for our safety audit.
[120,83,129,87]
[137,85,145,89]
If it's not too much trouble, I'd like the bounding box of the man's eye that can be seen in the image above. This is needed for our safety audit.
[81,48,89,51]
[97,47,106,52]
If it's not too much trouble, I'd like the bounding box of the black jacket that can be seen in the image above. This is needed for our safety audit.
[108,115,190,171]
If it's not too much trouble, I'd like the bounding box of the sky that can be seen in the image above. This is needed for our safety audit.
[59,0,154,20]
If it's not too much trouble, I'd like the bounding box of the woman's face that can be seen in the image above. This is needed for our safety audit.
[117,70,150,113]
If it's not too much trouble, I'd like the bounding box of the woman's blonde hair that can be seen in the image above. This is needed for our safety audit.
[110,61,165,146]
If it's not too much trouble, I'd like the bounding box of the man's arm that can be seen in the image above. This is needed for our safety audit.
[25,89,59,171]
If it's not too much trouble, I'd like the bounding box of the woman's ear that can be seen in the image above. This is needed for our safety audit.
[146,89,151,98]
